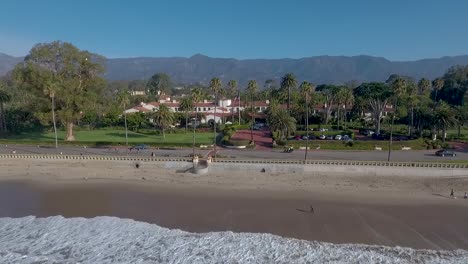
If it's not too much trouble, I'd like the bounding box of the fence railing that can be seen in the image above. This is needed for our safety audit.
[0,154,467,169]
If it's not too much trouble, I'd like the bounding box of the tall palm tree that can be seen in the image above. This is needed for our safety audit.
[227,80,238,122]
[191,87,203,118]
[0,87,11,132]
[280,73,297,113]
[247,80,258,142]
[117,90,131,147]
[432,78,444,103]
[179,96,194,133]
[388,77,407,161]
[151,104,174,140]
[43,83,59,149]
[209,77,222,156]
[299,81,314,160]
[417,78,431,96]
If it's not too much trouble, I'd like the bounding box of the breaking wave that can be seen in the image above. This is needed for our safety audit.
[0,216,467,263]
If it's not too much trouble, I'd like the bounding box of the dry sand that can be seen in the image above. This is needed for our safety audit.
[1,158,468,250]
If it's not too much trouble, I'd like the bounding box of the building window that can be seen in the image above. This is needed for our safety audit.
[203,107,206,111]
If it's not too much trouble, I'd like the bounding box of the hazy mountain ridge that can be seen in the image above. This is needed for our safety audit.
[2,52,468,84]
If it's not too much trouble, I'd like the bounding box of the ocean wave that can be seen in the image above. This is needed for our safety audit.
[0,216,466,264]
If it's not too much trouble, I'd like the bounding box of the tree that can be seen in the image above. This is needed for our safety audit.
[0,85,11,132]
[179,96,194,133]
[151,104,174,140]
[147,73,171,98]
[315,84,340,124]
[116,90,130,146]
[387,77,407,161]
[354,82,393,135]
[432,78,444,102]
[209,77,222,155]
[280,73,297,113]
[417,78,431,96]
[454,104,468,138]
[247,80,258,142]
[191,87,204,123]
[14,41,105,141]
[227,80,238,122]
[299,81,314,160]
[433,102,457,142]
[436,66,468,106]
[335,86,354,129]
[268,108,296,141]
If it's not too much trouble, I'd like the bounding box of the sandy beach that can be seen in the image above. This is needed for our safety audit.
[1,157,468,250]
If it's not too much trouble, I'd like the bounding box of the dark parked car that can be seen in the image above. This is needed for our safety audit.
[435,150,456,157]
[372,134,386,140]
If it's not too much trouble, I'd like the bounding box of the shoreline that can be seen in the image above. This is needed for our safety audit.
[1,157,468,250]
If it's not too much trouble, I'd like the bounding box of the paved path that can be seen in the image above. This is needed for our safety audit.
[1,144,467,162]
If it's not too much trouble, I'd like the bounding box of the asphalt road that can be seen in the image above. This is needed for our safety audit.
[0,144,466,162]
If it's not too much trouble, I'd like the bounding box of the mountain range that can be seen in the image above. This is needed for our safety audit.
[2,52,468,85]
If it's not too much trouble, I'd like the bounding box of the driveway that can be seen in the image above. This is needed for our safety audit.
[230,128,272,150]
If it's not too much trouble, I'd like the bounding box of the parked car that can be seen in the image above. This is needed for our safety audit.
[294,135,302,140]
[335,135,342,140]
[302,136,309,140]
[319,128,329,132]
[319,134,326,140]
[372,134,385,140]
[342,135,351,141]
[130,144,148,151]
[435,150,456,157]
[326,136,334,140]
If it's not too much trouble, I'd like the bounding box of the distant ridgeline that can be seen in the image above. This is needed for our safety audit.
[2,52,468,84]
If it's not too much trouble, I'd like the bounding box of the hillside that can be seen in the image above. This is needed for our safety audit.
[2,53,468,85]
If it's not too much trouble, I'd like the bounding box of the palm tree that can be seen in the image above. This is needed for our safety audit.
[117,90,131,147]
[191,87,203,118]
[151,104,174,140]
[0,87,11,132]
[179,96,194,133]
[247,80,258,142]
[432,78,444,103]
[227,80,238,122]
[41,82,60,149]
[434,102,457,142]
[280,73,297,113]
[268,108,296,141]
[417,78,431,96]
[454,105,468,138]
[209,77,222,156]
[388,77,407,161]
[299,81,313,160]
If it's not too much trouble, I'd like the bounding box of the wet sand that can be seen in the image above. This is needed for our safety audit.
[1,180,468,250]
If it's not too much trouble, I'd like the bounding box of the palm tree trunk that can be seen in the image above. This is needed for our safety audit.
[66,122,75,141]
[337,108,340,130]
[387,102,397,161]
[51,96,58,148]
[0,102,5,132]
[124,113,128,146]
[410,106,414,137]
[442,126,446,142]
[185,112,188,134]
[213,95,217,158]
[305,97,309,161]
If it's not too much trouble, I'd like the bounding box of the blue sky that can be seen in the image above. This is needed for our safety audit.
[1,0,468,60]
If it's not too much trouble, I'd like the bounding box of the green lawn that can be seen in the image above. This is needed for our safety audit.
[0,129,214,146]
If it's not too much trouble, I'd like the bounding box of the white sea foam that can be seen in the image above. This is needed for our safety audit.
[0,216,467,264]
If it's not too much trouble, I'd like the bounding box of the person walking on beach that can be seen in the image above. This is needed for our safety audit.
[310,205,314,214]
[450,189,455,198]
[464,192,467,199]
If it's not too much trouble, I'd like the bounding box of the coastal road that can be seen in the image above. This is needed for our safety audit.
[0,144,467,162]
